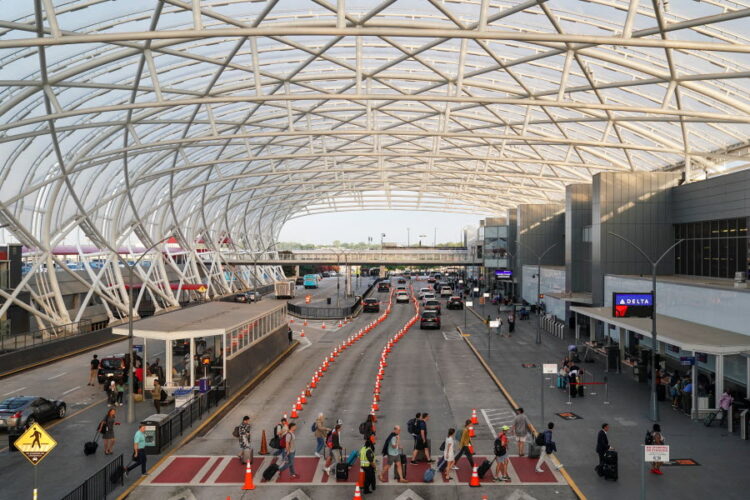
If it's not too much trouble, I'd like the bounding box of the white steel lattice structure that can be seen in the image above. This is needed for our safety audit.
[1,0,750,329]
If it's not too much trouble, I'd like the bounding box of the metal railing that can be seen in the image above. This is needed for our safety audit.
[221,248,480,265]
[287,300,362,319]
[61,453,123,500]
[542,314,565,339]
[0,319,93,353]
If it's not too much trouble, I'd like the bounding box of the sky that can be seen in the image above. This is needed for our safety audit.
[278,210,488,245]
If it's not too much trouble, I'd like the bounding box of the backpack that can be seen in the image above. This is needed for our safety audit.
[644,430,654,445]
[535,432,546,446]
[407,418,417,435]
[381,433,395,456]
[359,421,367,435]
[326,430,334,449]
[279,433,287,449]
[160,389,167,402]
[232,426,240,438]
[494,437,506,456]
[311,422,317,433]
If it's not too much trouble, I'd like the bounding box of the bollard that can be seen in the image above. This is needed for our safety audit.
[728,405,734,434]
[603,376,610,405]
[741,409,748,440]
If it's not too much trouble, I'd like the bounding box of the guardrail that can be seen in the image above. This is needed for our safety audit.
[0,319,93,353]
[286,279,379,319]
[61,453,123,500]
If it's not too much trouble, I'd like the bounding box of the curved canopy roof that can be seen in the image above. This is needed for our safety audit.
[1,0,750,251]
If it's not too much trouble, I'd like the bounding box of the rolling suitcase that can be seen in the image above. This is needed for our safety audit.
[601,450,618,481]
[477,458,495,479]
[423,467,435,483]
[262,463,279,481]
[528,442,541,459]
[84,432,100,456]
[577,384,585,397]
[335,462,349,480]
[397,453,407,480]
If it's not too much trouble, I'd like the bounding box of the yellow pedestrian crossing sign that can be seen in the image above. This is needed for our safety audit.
[14,423,57,465]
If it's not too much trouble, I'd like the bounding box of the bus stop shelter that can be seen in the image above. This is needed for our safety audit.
[112,300,287,390]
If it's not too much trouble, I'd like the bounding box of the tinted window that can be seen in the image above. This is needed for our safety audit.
[101,358,123,369]
[0,398,32,410]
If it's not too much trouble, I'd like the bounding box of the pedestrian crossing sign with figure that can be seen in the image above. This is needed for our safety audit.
[14,423,57,465]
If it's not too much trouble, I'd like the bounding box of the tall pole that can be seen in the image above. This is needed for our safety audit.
[407,228,410,247]
[127,235,172,423]
[516,240,559,345]
[609,233,683,422]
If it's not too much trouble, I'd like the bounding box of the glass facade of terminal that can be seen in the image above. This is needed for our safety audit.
[674,217,749,279]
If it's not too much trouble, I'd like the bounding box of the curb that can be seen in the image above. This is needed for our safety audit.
[115,340,300,500]
[458,326,587,500]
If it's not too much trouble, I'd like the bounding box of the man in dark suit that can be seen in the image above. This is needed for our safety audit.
[596,423,610,473]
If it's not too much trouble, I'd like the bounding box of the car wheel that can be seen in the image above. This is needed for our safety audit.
[58,405,66,418]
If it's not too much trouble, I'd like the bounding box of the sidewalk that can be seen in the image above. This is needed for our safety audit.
[463,307,750,500]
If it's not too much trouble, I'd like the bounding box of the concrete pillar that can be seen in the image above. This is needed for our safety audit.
[658,341,665,355]
[165,340,173,387]
[589,317,596,342]
[715,354,724,410]
[574,313,581,341]
[294,265,300,277]
[691,351,698,420]
[618,327,626,364]
[189,338,196,388]
[345,265,352,296]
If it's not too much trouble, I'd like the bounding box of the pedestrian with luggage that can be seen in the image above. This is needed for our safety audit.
[494,426,510,482]
[650,424,664,475]
[411,413,432,464]
[441,428,456,481]
[277,422,298,478]
[106,380,117,407]
[360,413,376,443]
[719,390,734,426]
[123,424,148,478]
[323,423,343,475]
[380,425,407,483]
[453,419,474,469]
[360,439,377,494]
[407,412,421,449]
[595,423,611,474]
[535,422,557,473]
[313,413,330,458]
[237,415,253,465]
[272,417,289,458]
[512,407,532,457]
[88,354,99,386]
[98,408,118,455]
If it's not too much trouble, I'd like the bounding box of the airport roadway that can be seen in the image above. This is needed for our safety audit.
[128,277,578,500]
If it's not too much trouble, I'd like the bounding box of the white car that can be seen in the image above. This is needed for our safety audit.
[418,288,432,299]
[421,293,436,304]
[440,287,452,297]
[396,291,410,303]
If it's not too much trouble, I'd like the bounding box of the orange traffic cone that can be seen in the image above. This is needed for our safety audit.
[259,429,268,455]
[300,329,305,337]
[353,484,363,499]
[471,408,478,425]
[469,425,476,438]
[295,397,302,410]
[469,465,481,487]
[358,469,366,487]
[322,321,326,329]
[289,318,294,323]
[305,385,312,397]
[338,320,342,328]
[242,460,255,490]
[291,406,298,419]
[304,319,308,326]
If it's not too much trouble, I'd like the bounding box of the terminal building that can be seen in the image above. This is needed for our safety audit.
[481,169,750,412]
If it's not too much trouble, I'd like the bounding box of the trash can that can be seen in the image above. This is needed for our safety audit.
[142,413,170,455]
[326,297,331,305]
[198,377,211,393]
[8,427,22,452]
[173,388,193,408]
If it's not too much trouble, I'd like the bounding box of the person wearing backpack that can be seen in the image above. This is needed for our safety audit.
[237,415,252,465]
[407,412,421,449]
[380,425,408,483]
[494,426,510,482]
[272,417,289,459]
[535,422,557,473]
[453,419,474,470]
[649,424,665,475]
[313,413,330,458]
[410,413,432,464]
[360,414,376,443]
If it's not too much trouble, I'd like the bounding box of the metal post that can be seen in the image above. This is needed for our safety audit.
[537,258,542,344]
[728,405,734,434]
[604,376,610,405]
[540,366,545,430]
[741,409,748,440]
[464,304,467,330]
[640,445,646,500]
[487,320,491,356]
[127,264,135,423]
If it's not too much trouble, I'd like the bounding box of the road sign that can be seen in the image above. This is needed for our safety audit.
[473,287,479,292]
[133,344,143,353]
[483,292,490,298]
[644,445,669,462]
[680,356,696,366]
[14,423,57,465]
[489,320,500,328]
[612,292,653,318]
[543,363,558,374]
[466,301,473,307]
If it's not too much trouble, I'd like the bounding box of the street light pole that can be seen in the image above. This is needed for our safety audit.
[516,240,559,345]
[127,235,172,423]
[609,233,684,423]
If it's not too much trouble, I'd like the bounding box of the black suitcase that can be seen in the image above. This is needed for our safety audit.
[396,453,407,480]
[262,463,279,481]
[335,462,349,480]
[601,451,618,481]
[577,384,584,397]
[477,458,495,479]
[84,440,98,456]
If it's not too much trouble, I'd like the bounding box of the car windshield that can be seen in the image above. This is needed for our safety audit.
[364,299,378,304]
[425,300,439,306]
[0,398,33,410]
[422,312,438,318]
[101,359,123,369]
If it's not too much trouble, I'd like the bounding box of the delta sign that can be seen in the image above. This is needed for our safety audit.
[612,292,654,318]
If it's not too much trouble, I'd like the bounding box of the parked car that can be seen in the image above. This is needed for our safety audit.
[0,396,66,430]
[97,353,129,384]
[397,278,406,284]
[419,311,441,329]
[396,291,410,303]
[447,296,464,310]
[363,298,380,312]
[423,299,441,314]
[427,277,436,283]
[377,282,390,292]
[246,290,260,302]
[321,272,330,278]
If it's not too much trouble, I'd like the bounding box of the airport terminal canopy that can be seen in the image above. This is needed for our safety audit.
[1,0,750,251]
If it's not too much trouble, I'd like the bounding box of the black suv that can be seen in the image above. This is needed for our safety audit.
[419,311,441,329]
[447,296,464,310]
[97,353,130,384]
[295,277,304,285]
[377,282,390,292]
[362,298,380,312]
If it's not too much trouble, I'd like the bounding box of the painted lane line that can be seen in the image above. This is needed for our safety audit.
[62,385,81,395]
[481,408,500,438]
[204,456,232,484]
[3,387,26,396]
[48,372,67,380]
[297,336,312,352]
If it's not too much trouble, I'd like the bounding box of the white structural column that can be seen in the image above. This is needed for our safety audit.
[691,351,698,420]
[165,341,173,387]
[619,327,627,365]
[189,338,196,389]
[715,354,724,410]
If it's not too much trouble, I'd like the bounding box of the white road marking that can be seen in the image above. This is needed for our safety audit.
[297,336,313,351]
[441,331,462,340]
[48,372,67,380]
[62,386,81,395]
[482,408,516,438]
[3,387,26,396]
